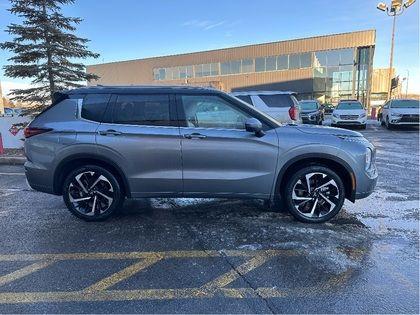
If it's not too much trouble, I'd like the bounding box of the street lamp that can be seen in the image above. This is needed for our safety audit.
[376,0,416,100]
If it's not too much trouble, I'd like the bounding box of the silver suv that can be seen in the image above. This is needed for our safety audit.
[24,86,377,223]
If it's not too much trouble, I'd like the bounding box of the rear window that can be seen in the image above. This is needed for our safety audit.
[391,100,419,108]
[235,95,253,105]
[112,94,171,126]
[259,94,295,108]
[336,102,363,110]
[81,94,111,122]
[300,101,318,110]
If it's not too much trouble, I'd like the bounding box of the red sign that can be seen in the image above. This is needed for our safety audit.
[9,125,19,136]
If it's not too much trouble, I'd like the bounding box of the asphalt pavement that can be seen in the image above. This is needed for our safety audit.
[0,123,418,313]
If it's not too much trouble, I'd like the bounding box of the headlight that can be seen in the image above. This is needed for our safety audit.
[360,113,366,118]
[365,148,373,171]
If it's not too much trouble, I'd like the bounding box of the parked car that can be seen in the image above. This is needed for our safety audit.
[331,100,367,129]
[231,91,301,124]
[380,99,420,129]
[299,100,324,125]
[24,85,377,223]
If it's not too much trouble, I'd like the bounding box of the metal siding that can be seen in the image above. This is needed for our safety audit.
[87,30,376,92]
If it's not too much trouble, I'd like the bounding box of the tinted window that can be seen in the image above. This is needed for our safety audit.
[181,95,250,129]
[266,56,276,71]
[391,100,419,108]
[242,59,254,73]
[235,95,253,105]
[112,94,171,126]
[289,54,300,69]
[277,55,288,70]
[336,102,363,110]
[81,94,111,122]
[259,94,295,108]
[300,101,318,110]
[255,58,265,72]
[300,53,312,68]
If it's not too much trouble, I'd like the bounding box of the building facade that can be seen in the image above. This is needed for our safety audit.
[87,30,376,107]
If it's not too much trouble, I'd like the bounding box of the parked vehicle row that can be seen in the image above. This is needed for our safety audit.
[24,85,377,223]
[378,99,420,129]
[331,100,367,129]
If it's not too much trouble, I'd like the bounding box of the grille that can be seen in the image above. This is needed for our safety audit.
[340,115,359,120]
[400,114,420,123]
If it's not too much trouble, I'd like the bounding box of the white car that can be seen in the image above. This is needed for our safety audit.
[231,91,301,124]
[331,100,367,129]
[380,99,420,129]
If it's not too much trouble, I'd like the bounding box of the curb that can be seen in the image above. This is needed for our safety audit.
[0,156,26,165]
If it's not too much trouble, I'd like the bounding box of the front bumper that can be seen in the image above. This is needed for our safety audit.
[332,117,367,126]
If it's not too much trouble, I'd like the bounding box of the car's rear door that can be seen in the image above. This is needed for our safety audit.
[96,93,182,197]
[177,93,279,198]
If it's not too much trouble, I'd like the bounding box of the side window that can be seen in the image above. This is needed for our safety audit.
[235,95,253,105]
[81,94,111,122]
[259,94,295,108]
[112,94,171,126]
[180,95,250,130]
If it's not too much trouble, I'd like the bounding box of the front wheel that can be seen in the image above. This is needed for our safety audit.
[63,165,124,221]
[283,165,345,223]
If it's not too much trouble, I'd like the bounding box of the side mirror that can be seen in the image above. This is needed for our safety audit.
[245,118,265,137]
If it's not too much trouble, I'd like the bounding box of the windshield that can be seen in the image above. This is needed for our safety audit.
[336,102,363,110]
[300,101,318,110]
[391,100,419,108]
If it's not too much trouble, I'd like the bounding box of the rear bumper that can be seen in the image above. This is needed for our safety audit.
[24,161,56,195]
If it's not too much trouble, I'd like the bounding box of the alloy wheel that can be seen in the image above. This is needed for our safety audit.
[291,172,340,218]
[68,171,114,216]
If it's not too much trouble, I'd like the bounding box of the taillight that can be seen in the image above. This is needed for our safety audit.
[24,127,52,138]
[289,107,298,120]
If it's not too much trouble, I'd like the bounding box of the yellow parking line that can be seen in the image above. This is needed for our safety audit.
[84,255,163,292]
[200,254,273,294]
[0,260,58,287]
[0,249,300,262]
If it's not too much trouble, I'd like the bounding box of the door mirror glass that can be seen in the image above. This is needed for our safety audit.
[245,118,265,137]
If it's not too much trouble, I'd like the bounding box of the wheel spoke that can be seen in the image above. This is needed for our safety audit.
[310,198,319,217]
[70,196,92,203]
[89,175,107,190]
[91,195,97,213]
[319,193,336,211]
[75,173,89,194]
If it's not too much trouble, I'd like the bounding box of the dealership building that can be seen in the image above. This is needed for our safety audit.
[87,30,376,107]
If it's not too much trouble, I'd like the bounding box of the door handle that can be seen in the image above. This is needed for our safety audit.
[183,133,206,139]
[98,129,122,136]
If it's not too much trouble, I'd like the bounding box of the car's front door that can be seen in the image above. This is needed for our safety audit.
[96,93,182,197]
[177,94,279,198]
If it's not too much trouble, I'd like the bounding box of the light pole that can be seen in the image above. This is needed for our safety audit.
[377,0,416,100]
[405,69,409,97]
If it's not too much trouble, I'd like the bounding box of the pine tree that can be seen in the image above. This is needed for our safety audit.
[0,0,99,112]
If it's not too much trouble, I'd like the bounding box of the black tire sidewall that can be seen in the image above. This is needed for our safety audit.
[283,165,345,223]
[62,165,123,221]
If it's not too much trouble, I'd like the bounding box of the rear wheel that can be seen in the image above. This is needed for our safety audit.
[62,165,124,221]
[283,165,345,223]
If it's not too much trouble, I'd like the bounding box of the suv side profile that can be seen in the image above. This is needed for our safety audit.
[24,86,377,223]
[231,91,301,124]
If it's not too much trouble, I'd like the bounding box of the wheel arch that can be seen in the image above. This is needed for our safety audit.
[53,154,131,197]
[275,153,356,202]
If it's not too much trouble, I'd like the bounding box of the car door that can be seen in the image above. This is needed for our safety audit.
[177,93,279,198]
[96,93,182,197]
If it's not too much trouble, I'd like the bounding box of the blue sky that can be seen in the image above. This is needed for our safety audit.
[0,0,418,95]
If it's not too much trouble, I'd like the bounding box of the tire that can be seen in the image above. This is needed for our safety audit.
[283,165,345,223]
[62,165,124,221]
[386,117,393,130]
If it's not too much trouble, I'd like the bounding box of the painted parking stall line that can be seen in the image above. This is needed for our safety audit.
[0,249,353,304]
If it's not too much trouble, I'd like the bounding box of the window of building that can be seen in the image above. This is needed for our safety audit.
[326,50,340,66]
[179,66,187,79]
[277,55,288,70]
[202,63,211,77]
[289,54,300,69]
[186,66,193,78]
[210,63,219,76]
[153,69,160,80]
[255,58,265,72]
[266,56,276,71]
[112,94,171,126]
[300,53,312,68]
[241,59,254,73]
[314,51,327,67]
[159,69,165,80]
[221,61,230,75]
[340,48,354,65]
[165,68,173,80]
[172,67,180,80]
[81,94,111,122]
[194,64,203,77]
[231,60,241,74]
[180,95,250,129]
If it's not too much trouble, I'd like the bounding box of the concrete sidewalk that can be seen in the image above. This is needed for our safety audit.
[0,155,26,165]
